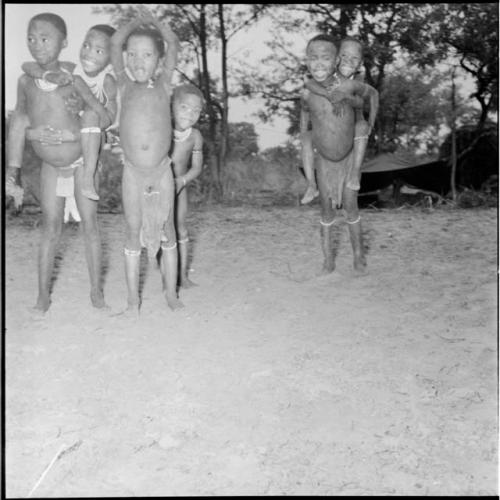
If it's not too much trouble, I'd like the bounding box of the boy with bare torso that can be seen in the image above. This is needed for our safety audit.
[301,34,375,274]
[170,84,204,288]
[22,24,118,202]
[110,7,182,314]
[301,36,379,205]
[6,13,107,312]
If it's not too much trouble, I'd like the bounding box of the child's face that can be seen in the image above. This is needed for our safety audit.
[173,93,203,130]
[125,35,159,83]
[27,20,66,67]
[306,41,337,83]
[79,29,111,76]
[337,41,363,78]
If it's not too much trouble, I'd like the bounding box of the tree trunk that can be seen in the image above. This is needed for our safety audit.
[199,4,222,201]
[218,4,229,199]
[450,67,458,201]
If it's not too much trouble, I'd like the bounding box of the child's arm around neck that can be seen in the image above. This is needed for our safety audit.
[144,12,180,89]
[110,16,143,88]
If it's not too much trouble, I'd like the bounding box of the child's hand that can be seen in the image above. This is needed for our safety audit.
[328,90,349,105]
[64,91,85,116]
[44,70,73,86]
[137,5,156,24]
[175,177,186,193]
[27,125,64,145]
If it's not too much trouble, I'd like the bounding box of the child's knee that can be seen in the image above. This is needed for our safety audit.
[163,222,177,243]
[80,109,100,128]
[355,120,370,137]
[41,218,62,240]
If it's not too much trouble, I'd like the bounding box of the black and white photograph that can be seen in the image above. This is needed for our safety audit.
[3,2,498,497]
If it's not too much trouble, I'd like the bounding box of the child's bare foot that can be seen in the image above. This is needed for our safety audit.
[34,295,51,313]
[113,303,140,319]
[321,260,335,274]
[165,293,184,311]
[353,254,367,275]
[90,289,108,309]
[82,179,99,201]
[179,277,198,289]
[346,179,360,191]
[82,187,100,201]
[301,185,319,205]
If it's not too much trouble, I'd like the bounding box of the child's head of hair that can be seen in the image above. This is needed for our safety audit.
[172,84,204,129]
[89,24,116,39]
[29,12,67,39]
[124,26,165,83]
[337,36,364,78]
[305,34,338,83]
[339,36,364,57]
[306,34,337,54]
[125,26,165,58]
[80,24,116,75]
[173,84,205,107]
[27,13,68,64]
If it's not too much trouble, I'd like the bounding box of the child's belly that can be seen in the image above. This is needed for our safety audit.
[309,95,355,162]
[28,88,82,167]
[120,106,172,169]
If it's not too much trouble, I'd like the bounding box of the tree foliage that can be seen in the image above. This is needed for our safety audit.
[91,3,497,199]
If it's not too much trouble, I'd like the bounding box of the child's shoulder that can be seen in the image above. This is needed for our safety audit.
[18,73,32,87]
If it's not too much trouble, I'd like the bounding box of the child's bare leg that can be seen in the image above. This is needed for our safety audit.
[160,203,184,310]
[343,186,366,274]
[36,162,65,312]
[300,131,319,204]
[160,241,184,310]
[317,156,338,274]
[74,165,106,307]
[80,109,101,201]
[122,166,143,313]
[175,189,197,288]
[347,120,370,191]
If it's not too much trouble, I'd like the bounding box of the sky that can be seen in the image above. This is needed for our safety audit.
[3,3,292,150]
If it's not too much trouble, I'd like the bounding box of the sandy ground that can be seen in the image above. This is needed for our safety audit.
[4,203,498,496]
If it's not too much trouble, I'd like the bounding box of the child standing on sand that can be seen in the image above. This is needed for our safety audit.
[170,84,205,288]
[6,13,107,312]
[110,6,182,314]
[300,34,377,274]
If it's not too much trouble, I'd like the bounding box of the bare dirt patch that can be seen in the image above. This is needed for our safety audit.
[5,204,498,496]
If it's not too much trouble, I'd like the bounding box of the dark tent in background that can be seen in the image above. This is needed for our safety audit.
[359,124,498,204]
[360,152,450,196]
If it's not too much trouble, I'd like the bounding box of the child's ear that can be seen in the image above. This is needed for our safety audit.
[62,38,68,49]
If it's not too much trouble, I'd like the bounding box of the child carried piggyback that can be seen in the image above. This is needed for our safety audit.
[22,24,118,203]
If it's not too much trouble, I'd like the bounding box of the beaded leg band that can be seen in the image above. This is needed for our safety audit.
[178,238,189,244]
[161,242,177,251]
[354,135,369,141]
[346,215,361,224]
[124,247,141,257]
[320,218,337,227]
[81,127,101,134]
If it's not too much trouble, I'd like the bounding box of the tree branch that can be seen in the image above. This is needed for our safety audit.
[227,5,268,40]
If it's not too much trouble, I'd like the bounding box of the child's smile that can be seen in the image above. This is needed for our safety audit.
[174,95,202,130]
[80,29,111,76]
[306,40,337,83]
